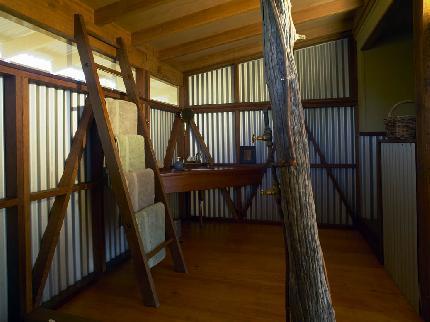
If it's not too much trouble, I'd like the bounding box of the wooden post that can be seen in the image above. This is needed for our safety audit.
[261,1,335,320]
[178,78,187,161]
[349,37,360,227]
[90,123,106,274]
[136,68,150,130]
[178,78,189,220]
[233,63,241,163]
[233,63,244,218]
[414,0,430,319]
[4,75,32,320]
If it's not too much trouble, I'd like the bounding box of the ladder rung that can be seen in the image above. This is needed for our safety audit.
[95,63,123,77]
[146,238,174,259]
[88,30,119,49]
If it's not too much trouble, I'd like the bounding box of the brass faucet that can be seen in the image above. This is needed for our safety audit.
[252,133,270,144]
[260,186,279,196]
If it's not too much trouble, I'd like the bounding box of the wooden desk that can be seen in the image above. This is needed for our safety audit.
[160,165,265,193]
[160,165,266,220]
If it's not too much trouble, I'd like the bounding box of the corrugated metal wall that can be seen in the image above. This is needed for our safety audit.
[237,107,355,225]
[149,108,180,219]
[306,107,355,225]
[103,186,128,262]
[189,112,236,218]
[360,134,384,221]
[29,84,94,302]
[238,38,350,103]
[295,38,350,99]
[240,110,277,221]
[150,108,176,164]
[189,66,233,105]
[381,142,419,312]
[188,67,235,218]
[187,38,355,224]
[238,59,269,102]
[0,76,8,322]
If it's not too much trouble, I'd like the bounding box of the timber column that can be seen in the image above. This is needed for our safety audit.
[415,0,430,320]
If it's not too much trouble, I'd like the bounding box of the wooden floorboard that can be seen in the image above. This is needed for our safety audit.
[58,223,421,321]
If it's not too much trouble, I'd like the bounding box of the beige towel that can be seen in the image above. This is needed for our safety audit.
[125,169,155,212]
[116,135,146,172]
[135,202,166,268]
[106,98,138,136]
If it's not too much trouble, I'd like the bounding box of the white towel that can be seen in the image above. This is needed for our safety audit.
[116,135,146,172]
[106,98,138,136]
[125,169,155,212]
[135,202,166,268]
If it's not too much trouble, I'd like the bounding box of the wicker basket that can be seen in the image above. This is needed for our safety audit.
[384,100,416,140]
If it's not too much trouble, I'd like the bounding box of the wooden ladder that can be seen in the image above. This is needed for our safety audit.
[74,14,187,307]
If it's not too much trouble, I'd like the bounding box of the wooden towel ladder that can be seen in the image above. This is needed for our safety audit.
[73,13,187,307]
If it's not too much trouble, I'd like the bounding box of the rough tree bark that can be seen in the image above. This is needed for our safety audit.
[260,1,336,321]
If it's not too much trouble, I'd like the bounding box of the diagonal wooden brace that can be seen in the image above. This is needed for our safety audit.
[163,116,183,168]
[220,188,241,219]
[305,123,355,219]
[32,103,94,306]
[189,120,214,164]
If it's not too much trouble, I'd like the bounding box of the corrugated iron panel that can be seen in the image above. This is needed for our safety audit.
[305,107,355,164]
[28,83,94,302]
[103,186,127,262]
[240,110,277,221]
[238,38,350,102]
[360,135,384,221]
[305,106,355,225]
[188,66,233,105]
[150,108,176,165]
[381,143,419,312]
[240,109,354,225]
[150,108,180,219]
[0,76,7,322]
[238,58,269,102]
[190,112,235,164]
[189,112,236,219]
[295,38,350,99]
[186,39,354,225]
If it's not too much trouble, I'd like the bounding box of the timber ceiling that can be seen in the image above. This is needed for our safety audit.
[60,0,367,73]
[78,0,364,72]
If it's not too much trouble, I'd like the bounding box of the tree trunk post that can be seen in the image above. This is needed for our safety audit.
[260,1,336,321]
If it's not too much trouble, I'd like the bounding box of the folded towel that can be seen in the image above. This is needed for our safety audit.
[135,202,166,268]
[106,98,138,136]
[116,135,146,172]
[125,169,155,212]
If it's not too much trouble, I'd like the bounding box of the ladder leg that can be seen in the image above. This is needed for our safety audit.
[74,14,160,307]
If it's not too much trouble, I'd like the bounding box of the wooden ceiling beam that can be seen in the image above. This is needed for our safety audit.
[132,0,260,46]
[95,0,171,25]
[178,42,263,73]
[157,0,362,61]
[295,0,362,24]
[180,18,353,73]
[159,23,262,61]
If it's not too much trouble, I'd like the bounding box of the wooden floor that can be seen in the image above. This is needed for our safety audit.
[58,223,421,321]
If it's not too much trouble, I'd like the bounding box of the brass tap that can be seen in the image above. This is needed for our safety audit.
[252,133,270,144]
[260,186,279,196]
